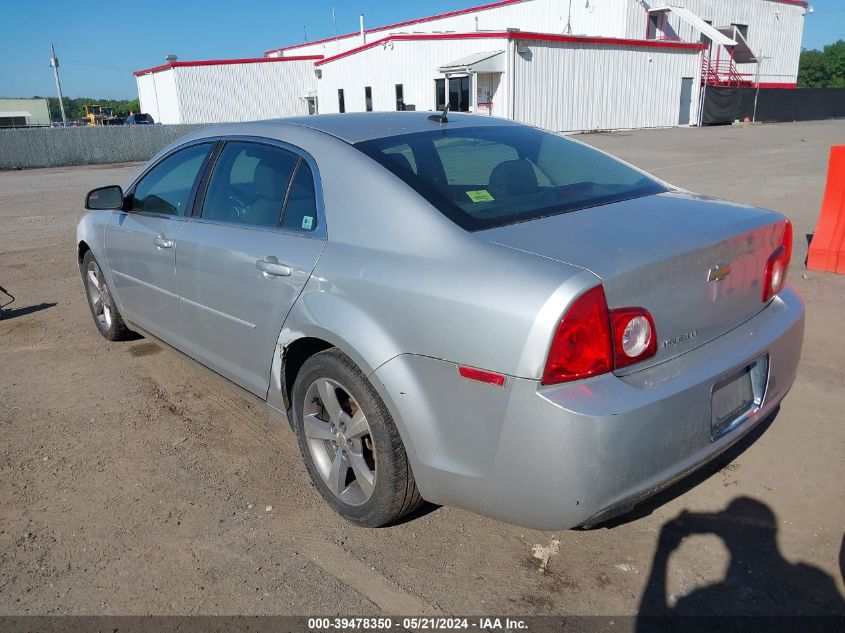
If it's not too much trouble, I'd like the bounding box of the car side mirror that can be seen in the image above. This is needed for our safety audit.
[85,185,124,210]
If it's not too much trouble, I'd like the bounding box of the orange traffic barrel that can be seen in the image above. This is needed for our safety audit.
[807,146,845,273]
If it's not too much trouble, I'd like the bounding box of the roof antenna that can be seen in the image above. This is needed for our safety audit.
[428,102,449,125]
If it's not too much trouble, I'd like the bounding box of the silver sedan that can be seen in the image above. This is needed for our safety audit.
[77,113,804,529]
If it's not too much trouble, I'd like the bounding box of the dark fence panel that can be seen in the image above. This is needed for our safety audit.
[702,87,845,125]
[0,125,205,170]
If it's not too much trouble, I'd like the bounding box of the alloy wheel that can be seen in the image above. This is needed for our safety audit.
[85,261,113,330]
[302,377,377,506]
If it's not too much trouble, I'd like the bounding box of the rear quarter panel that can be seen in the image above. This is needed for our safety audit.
[275,129,600,380]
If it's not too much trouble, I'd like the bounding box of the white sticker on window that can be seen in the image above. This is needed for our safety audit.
[301,216,314,230]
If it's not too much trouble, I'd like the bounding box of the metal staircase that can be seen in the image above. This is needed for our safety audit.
[701,57,755,87]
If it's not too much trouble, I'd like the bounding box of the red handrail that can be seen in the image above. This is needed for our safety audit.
[701,57,755,87]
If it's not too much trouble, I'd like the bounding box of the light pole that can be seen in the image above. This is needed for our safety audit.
[49,44,67,127]
[752,51,771,123]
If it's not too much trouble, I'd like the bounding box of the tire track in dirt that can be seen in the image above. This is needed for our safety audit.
[126,346,439,615]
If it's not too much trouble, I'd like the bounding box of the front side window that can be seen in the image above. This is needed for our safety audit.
[132,143,212,215]
[355,126,667,231]
[201,142,298,227]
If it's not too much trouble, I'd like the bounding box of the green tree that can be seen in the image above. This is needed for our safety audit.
[43,96,143,122]
[798,40,845,88]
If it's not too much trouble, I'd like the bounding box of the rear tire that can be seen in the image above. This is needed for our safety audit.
[292,348,423,527]
[81,250,133,341]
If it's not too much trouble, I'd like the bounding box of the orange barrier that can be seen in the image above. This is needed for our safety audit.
[807,145,845,273]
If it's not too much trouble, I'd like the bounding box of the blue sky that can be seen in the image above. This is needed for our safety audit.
[1,0,842,100]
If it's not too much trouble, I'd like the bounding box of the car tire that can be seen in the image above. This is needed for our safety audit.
[81,250,133,341]
[292,348,423,527]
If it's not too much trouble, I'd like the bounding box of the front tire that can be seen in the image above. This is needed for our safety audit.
[81,250,133,341]
[292,348,423,527]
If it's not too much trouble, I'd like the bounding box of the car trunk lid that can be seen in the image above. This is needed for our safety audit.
[482,191,787,370]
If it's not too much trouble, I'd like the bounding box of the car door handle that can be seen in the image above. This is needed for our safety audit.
[256,256,292,277]
[153,236,173,249]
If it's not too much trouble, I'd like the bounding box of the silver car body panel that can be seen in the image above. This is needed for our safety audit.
[105,211,187,343]
[76,113,805,529]
[172,136,328,397]
[371,288,803,529]
[483,191,788,372]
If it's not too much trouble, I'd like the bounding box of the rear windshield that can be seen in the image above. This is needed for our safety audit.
[354,125,667,231]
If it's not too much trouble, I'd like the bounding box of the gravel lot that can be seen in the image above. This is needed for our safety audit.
[1,121,844,620]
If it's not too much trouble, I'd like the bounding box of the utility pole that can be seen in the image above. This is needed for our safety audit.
[564,0,573,34]
[332,6,338,51]
[49,44,67,127]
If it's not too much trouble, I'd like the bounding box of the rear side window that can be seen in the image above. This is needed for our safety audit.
[132,143,212,216]
[202,142,298,227]
[281,161,319,232]
[354,126,666,231]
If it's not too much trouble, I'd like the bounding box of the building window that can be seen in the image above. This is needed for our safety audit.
[435,77,470,112]
[731,23,749,40]
[646,13,661,39]
[338,89,345,113]
[365,86,373,112]
[700,20,713,46]
[395,84,404,111]
[0,116,27,128]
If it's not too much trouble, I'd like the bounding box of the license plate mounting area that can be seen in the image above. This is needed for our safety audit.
[711,355,769,441]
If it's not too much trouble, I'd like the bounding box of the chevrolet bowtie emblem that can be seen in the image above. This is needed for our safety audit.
[707,264,732,283]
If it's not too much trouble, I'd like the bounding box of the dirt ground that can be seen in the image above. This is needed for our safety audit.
[1,120,844,621]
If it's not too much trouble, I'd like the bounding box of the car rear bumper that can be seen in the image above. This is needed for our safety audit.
[372,287,804,530]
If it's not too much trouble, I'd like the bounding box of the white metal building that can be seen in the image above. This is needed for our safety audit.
[0,98,51,127]
[134,56,320,124]
[135,0,808,132]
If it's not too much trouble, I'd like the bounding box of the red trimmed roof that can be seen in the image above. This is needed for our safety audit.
[265,0,522,56]
[133,55,323,77]
[265,0,806,57]
[314,31,706,67]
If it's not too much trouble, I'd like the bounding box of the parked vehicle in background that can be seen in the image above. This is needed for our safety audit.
[76,112,804,529]
[124,113,155,125]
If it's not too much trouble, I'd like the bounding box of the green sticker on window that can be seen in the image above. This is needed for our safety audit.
[301,216,314,230]
[466,190,495,203]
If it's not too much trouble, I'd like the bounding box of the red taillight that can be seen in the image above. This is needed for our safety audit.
[762,220,793,302]
[542,286,613,385]
[610,308,657,370]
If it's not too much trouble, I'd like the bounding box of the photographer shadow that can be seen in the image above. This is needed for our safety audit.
[637,496,845,629]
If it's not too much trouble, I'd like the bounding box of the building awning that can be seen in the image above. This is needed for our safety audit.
[649,6,736,47]
[715,25,758,63]
[438,50,505,74]
[0,111,32,118]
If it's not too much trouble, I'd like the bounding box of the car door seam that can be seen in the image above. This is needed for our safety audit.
[111,270,180,299]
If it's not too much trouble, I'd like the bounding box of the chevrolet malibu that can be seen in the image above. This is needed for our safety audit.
[77,113,804,529]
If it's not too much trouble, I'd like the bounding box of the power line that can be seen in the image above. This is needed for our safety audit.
[63,59,134,73]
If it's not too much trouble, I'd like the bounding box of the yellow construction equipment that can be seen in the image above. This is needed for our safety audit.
[83,105,120,126]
